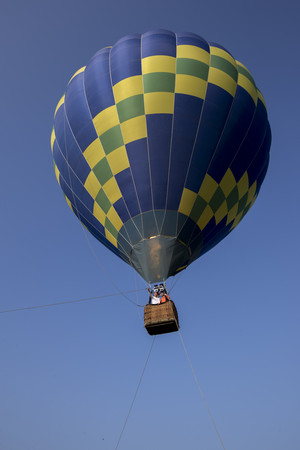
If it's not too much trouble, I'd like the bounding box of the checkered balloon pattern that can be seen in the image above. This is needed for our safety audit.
[51,30,271,283]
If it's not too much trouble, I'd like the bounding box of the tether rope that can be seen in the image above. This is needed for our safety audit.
[66,200,146,308]
[115,336,156,449]
[134,271,144,323]
[61,112,145,310]
[177,327,226,450]
[0,289,146,315]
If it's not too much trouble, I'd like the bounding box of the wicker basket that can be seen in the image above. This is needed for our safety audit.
[144,300,179,335]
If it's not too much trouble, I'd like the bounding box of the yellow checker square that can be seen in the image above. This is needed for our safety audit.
[121,115,147,145]
[106,145,130,175]
[54,164,60,185]
[226,203,239,226]
[198,174,218,202]
[208,67,237,97]
[51,128,55,152]
[144,92,174,115]
[246,181,257,205]
[68,66,86,85]
[105,229,118,248]
[83,139,105,169]
[64,194,72,211]
[215,200,228,225]
[197,205,214,230]
[142,55,176,74]
[54,95,65,116]
[248,195,257,211]
[237,172,249,198]
[93,105,119,136]
[178,188,197,216]
[257,90,267,109]
[175,74,207,99]
[220,169,236,197]
[230,210,244,230]
[210,46,236,65]
[237,73,257,105]
[113,76,143,103]
[176,45,210,64]
[93,201,106,226]
[102,177,122,205]
[106,206,123,232]
[84,171,101,199]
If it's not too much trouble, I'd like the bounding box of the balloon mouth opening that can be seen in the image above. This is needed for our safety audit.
[130,235,190,284]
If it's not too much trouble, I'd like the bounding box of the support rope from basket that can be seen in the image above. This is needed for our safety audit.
[176,320,226,450]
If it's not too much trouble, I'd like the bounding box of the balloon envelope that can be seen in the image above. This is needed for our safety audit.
[51,30,271,284]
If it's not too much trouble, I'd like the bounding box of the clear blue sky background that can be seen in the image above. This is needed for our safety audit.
[1,1,299,449]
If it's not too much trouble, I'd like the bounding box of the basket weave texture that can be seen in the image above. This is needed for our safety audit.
[144,301,179,335]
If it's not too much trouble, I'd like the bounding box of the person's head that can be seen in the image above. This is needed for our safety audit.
[154,292,159,296]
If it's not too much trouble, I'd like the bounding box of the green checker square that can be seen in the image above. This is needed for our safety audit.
[100,125,123,155]
[237,64,256,87]
[237,193,248,215]
[190,195,207,223]
[105,216,118,239]
[143,72,175,93]
[176,58,209,80]
[93,158,113,186]
[210,55,238,82]
[95,188,111,214]
[226,186,239,210]
[209,186,226,213]
[117,95,145,123]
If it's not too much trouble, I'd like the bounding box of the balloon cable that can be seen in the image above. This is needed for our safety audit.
[0,289,146,315]
[115,336,156,449]
[177,327,226,450]
[134,271,144,323]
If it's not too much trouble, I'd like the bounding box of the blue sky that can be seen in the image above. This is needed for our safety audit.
[1,0,299,449]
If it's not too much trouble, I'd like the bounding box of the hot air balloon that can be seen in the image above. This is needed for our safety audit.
[51,30,271,334]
